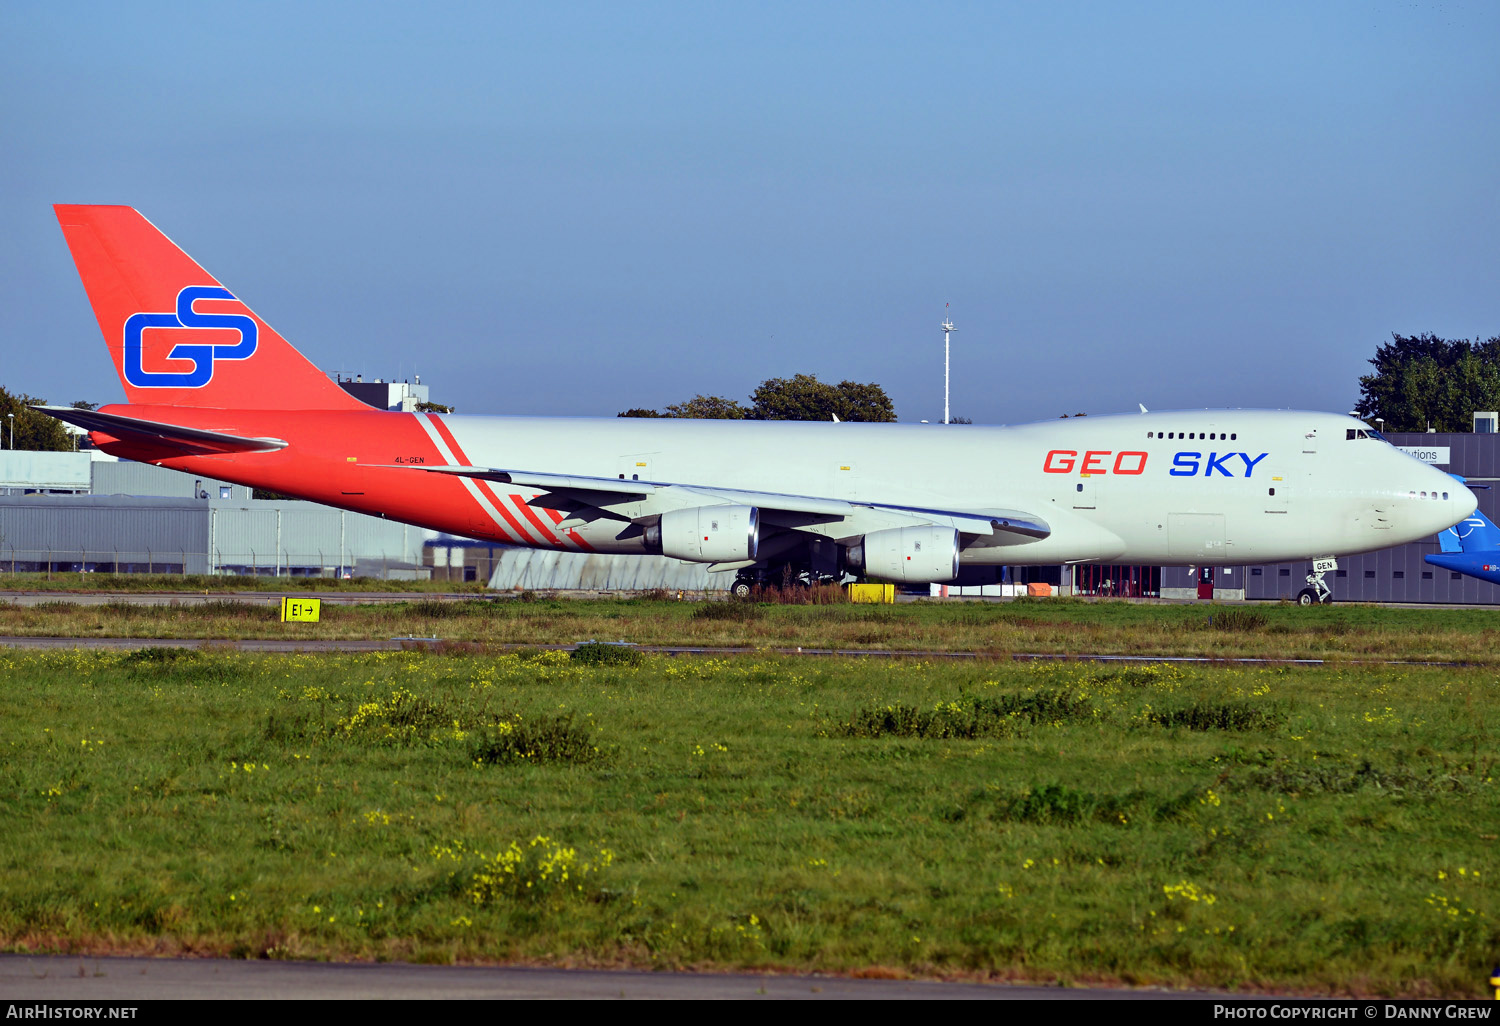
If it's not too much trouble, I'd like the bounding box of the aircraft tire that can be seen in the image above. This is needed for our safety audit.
[731,579,754,600]
[1296,588,1318,606]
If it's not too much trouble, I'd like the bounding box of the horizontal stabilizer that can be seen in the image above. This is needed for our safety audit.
[37,406,287,456]
[383,465,655,501]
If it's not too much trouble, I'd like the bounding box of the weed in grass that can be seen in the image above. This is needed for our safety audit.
[120,646,199,665]
[333,688,459,746]
[468,713,606,766]
[1242,759,1482,796]
[693,602,763,622]
[834,689,1095,739]
[1141,701,1285,732]
[570,642,644,666]
[743,583,848,605]
[1200,609,1268,632]
[999,783,1137,824]
[406,599,478,619]
[432,836,615,904]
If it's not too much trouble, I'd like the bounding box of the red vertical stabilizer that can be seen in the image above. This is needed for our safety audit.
[53,204,366,410]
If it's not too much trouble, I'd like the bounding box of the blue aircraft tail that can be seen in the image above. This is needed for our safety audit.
[1438,509,1500,553]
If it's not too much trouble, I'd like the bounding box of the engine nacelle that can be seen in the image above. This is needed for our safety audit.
[846,526,960,584]
[645,505,760,562]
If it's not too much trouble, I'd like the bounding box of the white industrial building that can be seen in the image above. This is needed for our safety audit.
[0,451,424,577]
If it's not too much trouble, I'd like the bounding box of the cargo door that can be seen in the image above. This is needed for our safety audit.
[1264,469,1290,515]
[1168,513,1227,560]
[831,460,859,499]
[1072,471,1098,510]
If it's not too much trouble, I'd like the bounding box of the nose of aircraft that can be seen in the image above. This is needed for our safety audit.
[1424,468,1478,536]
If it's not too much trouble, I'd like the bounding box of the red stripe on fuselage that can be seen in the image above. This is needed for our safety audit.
[511,493,568,548]
[425,414,558,548]
[541,505,595,552]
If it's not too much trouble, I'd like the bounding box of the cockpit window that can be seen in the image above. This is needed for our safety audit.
[1346,428,1389,442]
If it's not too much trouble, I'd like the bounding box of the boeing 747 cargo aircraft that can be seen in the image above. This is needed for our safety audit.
[41,205,1476,601]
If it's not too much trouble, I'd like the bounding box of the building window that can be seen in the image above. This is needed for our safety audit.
[219,486,231,499]
[1393,571,1404,579]
[1335,569,1347,577]
[1422,571,1433,579]
[1251,568,1262,576]
[1279,568,1290,577]
[1452,572,1463,580]
[1364,570,1376,578]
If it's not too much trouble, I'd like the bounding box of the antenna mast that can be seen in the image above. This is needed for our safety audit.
[941,308,956,425]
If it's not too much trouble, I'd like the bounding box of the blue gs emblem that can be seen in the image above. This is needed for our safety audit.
[123,286,258,388]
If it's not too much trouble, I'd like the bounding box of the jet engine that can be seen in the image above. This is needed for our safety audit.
[644,505,760,562]
[845,526,960,583]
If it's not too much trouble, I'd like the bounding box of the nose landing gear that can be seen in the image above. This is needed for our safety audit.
[1296,556,1337,605]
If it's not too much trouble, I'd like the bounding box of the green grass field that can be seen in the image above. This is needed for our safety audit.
[5,594,1500,664]
[1,645,1494,995]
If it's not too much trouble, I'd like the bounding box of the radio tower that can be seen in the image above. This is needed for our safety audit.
[941,306,956,425]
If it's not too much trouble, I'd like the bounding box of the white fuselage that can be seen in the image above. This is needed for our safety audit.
[434,408,1474,565]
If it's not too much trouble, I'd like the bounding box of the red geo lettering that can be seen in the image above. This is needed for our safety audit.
[1080,450,1109,475]
[1043,450,1076,473]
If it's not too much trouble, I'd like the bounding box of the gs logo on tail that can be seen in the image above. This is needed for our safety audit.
[123,286,258,388]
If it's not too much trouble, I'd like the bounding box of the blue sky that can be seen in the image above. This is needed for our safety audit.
[2,1,1496,423]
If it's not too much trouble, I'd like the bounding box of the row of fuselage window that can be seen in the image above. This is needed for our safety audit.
[1146,431,1236,441]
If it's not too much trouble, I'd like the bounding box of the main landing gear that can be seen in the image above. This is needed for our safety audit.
[730,562,843,598]
[1296,556,1337,606]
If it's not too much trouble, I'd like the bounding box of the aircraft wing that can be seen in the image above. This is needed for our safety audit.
[37,406,288,456]
[377,464,1049,542]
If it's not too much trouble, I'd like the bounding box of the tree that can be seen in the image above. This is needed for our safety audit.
[0,387,73,451]
[414,401,455,414]
[626,374,897,421]
[70,400,99,411]
[1355,333,1500,431]
[748,374,896,422]
[663,395,748,419]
